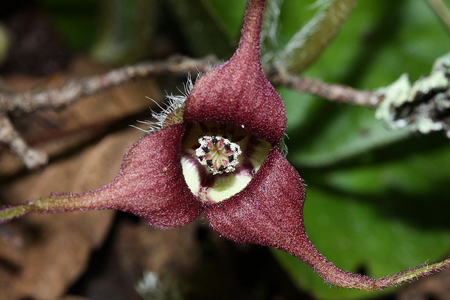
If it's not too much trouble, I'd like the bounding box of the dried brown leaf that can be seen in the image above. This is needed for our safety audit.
[0,127,143,299]
[0,56,162,176]
[116,220,201,281]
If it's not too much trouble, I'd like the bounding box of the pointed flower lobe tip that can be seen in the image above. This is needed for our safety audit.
[183,0,286,146]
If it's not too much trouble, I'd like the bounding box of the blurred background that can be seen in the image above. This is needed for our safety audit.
[0,0,449,299]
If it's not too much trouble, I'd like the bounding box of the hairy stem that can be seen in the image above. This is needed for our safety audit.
[0,204,32,222]
[0,193,103,224]
[289,228,450,290]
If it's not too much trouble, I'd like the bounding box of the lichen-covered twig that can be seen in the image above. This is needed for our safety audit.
[0,113,47,169]
[376,52,450,137]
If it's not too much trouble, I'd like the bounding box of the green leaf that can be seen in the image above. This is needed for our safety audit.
[277,0,320,46]
[288,104,410,167]
[322,134,450,197]
[298,0,448,82]
[281,87,410,168]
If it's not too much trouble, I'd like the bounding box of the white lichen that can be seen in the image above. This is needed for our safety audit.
[375,52,450,137]
[375,74,411,123]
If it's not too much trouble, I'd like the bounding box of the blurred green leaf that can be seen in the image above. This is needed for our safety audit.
[91,0,158,65]
[200,0,247,41]
[287,104,410,167]
[167,0,238,58]
[280,87,319,131]
[322,135,450,196]
[277,0,319,46]
[42,0,98,51]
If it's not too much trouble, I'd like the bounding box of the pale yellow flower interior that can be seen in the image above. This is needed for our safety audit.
[181,123,271,203]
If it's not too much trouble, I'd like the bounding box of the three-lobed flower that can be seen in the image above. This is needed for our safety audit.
[1,0,449,291]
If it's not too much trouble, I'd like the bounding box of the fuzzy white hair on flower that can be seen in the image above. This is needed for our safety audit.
[132,74,197,133]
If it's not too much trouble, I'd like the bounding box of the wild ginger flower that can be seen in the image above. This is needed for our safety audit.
[1,0,449,291]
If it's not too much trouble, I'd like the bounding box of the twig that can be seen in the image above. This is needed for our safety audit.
[0,55,220,114]
[0,113,48,169]
[267,65,381,107]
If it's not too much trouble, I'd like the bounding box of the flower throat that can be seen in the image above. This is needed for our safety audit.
[195,135,242,175]
[181,123,271,203]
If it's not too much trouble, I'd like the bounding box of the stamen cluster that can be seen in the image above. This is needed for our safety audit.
[195,135,242,175]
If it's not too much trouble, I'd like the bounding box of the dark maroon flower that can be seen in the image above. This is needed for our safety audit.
[1,0,449,291]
